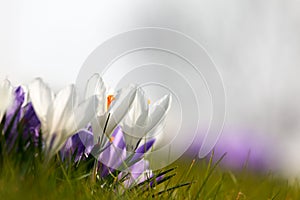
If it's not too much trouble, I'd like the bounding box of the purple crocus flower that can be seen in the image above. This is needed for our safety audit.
[60,129,94,162]
[21,102,41,143]
[98,126,127,177]
[4,86,25,132]
[4,86,25,148]
[130,139,155,162]
[61,126,157,187]
[119,159,152,188]
[98,127,160,187]
[3,86,41,149]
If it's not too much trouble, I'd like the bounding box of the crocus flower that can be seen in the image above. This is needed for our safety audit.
[4,86,26,148]
[98,126,127,177]
[4,86,25,131]
[0,79,14,122]
[121,88,172,151]
[28,78,99,157]
[59,75,169,187]
[60,129,94,162]
[1,84,41,150]
[97,127,159,187]
[84,74,137,143]
[119,160,152,188]
[61,126,156,188]
[21,102,41,144]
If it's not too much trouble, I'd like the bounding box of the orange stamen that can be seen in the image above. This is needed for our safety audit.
[107,95,115,110]
[109,136,115,143]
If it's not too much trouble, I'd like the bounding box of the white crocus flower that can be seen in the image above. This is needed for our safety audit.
[28,78,98,157]
[121,88,172,151]
[84,74,137,143]
[0,79,14,122]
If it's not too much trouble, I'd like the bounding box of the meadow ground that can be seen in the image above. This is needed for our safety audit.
[0,153,298,200]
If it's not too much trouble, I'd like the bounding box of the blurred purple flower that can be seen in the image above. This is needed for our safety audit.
[186,128,274,171]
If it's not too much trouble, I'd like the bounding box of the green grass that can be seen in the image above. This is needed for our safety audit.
[1,111,299,199]
[0,153,299,200]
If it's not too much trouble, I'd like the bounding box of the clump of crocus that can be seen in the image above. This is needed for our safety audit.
[60,126,157,188]
[59,74,172,188]
[28,78,99,157]
[0,75,172,189]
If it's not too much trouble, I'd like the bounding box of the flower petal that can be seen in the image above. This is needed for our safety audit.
[28,78,54,127]
[61,129,94,162]
[98,127,126,171]
[131,138,155,162]
[145,94,172,138]
[104,84,137,135]
[0,79,13,121]
[122,88,150,150]
[47,84,76,136]
[122,159,151,187]
[73,95,99,134]
[84,73,106,116]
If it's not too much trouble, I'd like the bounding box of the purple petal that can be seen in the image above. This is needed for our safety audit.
[150,175,164,187]
[4,86,25,149]
[129,159,150,178]
[60,129,94,162]
[5,86,25,129]
[131,139,155,162]
[22,103,41,140]
[8,86,25,115]
[98,163,110,178]
[121,159,150,187]
[98,127,126,174]
[111,126,126,149]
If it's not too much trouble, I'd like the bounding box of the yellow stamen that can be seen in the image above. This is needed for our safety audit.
[148,99,151,104]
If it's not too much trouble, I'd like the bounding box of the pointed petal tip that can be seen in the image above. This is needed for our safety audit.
[31,77,45,85]
[87,73,105,86]
[154,93,172,111]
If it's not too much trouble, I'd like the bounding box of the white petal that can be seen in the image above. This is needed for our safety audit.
[122,88,150,149]
[84,73,106,116]
[47,84,76,136]
[48,89,99,155]
[20,84,29,106]
[73,95,99,133]
[131,88,149,126]
[0,79,13,121]
[145,94,172,137]
[28,78,54,127]
[103,84,137,135]
[91,115,105,143]
[45,85,77,155]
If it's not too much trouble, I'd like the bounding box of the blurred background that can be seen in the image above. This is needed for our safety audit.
[1,0,300,178]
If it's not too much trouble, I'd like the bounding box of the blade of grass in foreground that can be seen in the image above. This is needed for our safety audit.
[195,151,227,199]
